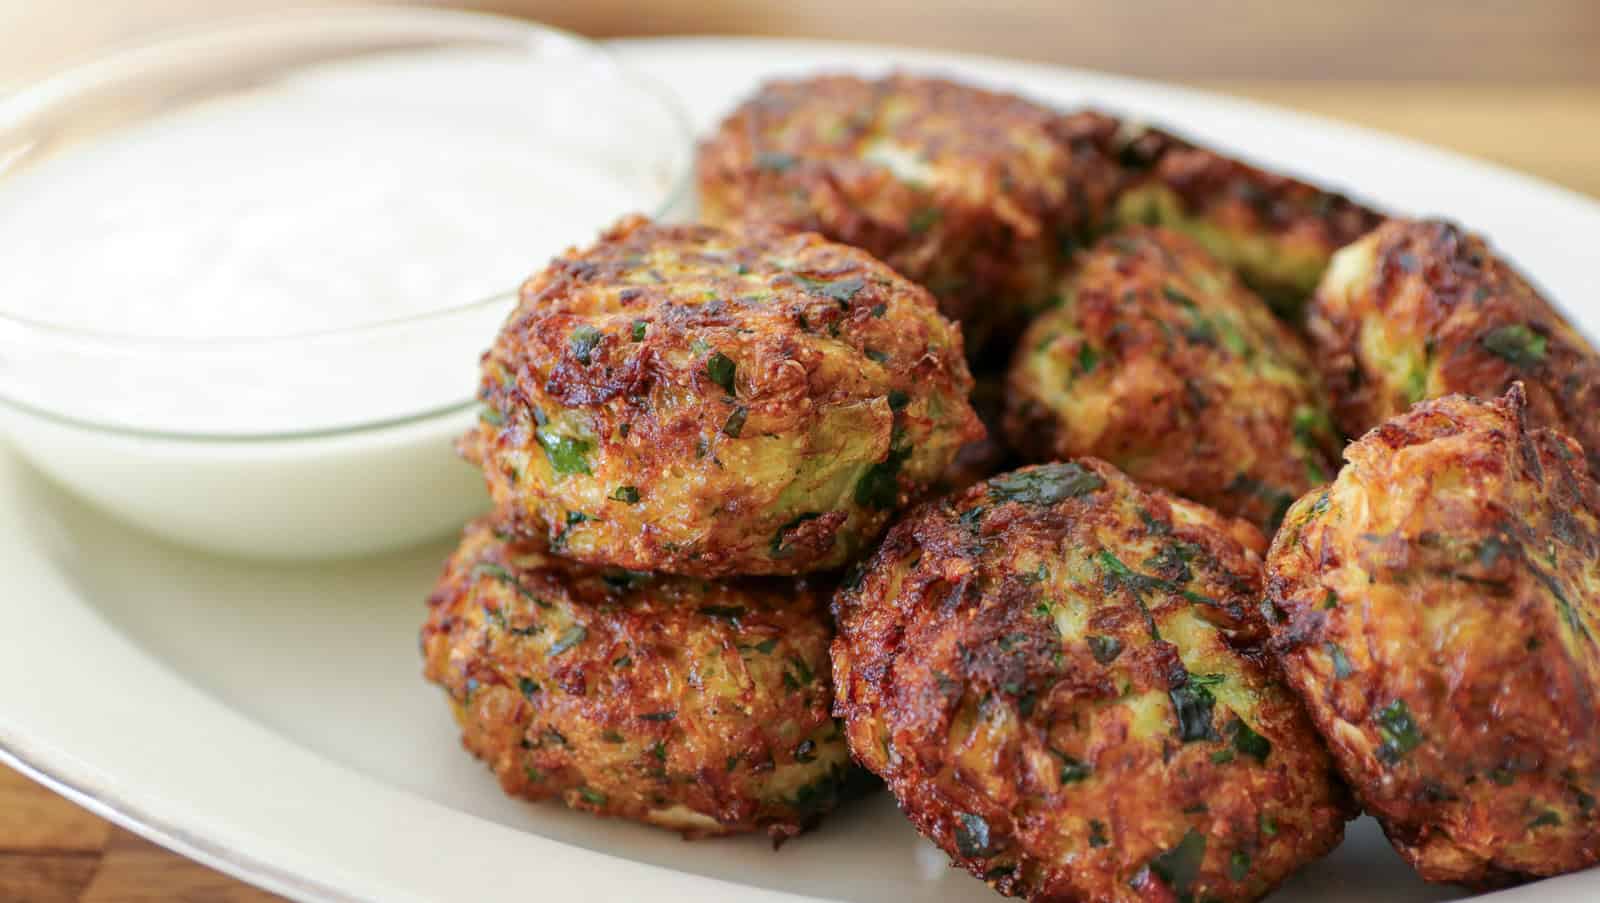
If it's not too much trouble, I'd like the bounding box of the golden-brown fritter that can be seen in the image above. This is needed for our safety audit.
[1005,227,1341,533]
[1305,218,1600,475]
[1265,387,1600,886]
[421,519,866,840]
[461,215,982,578]
[832,460,1352,902]
[696,74,1125,351]
[1112,126,1385,317]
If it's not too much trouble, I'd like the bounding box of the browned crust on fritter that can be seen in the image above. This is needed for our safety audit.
[420,519,862,839]
[1113,124,1386,313]
[462,215,981,578]
[1305,218,1600,476]
[1265,388,1600,885]
[1004,227,1341,532]
[833,459,1351,902]
[696,73,1125,348]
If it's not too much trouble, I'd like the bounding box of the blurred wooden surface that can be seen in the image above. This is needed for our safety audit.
[2,2,1598,901]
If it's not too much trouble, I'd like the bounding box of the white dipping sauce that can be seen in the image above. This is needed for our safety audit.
[0,49,675,434]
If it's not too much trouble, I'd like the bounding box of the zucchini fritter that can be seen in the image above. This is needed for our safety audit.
[421,520,865,839]
[1266,388,1600,885]
[461,216,982,578]
[1112,127,1385,317]
[1305,218,1600,475]
[833,460,1352,902]
[697,74,1124,350]
[1005,227,1341,532]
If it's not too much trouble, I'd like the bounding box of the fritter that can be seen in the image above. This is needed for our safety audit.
[833,459,1352,902]
[1265,387,1600,886]
[1004,227,1341,533]
[696,74,1125,350]
[1305,217,1600,475]
[1111,126,1385,317]
[421,519,865,840]
[461,215,982,578]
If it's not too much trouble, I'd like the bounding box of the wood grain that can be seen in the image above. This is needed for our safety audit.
[0,3,1595,900]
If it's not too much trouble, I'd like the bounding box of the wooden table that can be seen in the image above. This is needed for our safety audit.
[1,4,1596,894]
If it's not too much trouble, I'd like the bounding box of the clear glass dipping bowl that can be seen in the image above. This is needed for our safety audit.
[0,9,693,559]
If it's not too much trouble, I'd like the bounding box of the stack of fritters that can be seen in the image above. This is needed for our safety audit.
[423,68,1600,901]
[424,215,982,840]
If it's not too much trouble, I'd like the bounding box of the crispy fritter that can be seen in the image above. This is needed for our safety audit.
[696,74,1125,351]
[1005,227,1341,532]
[1305,218,1600,475]
[833,460,1352,902]
[1111,126,1385,317]
[1265,388,1600,885]
[421,519,866,839]
[461,216,982,578]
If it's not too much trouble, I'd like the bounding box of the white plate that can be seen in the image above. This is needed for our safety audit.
[4,30,1599,903]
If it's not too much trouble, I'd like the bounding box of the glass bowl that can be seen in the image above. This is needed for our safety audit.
[0,8,693,559]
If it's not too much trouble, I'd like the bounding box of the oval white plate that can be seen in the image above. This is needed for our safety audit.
[3,28,1598,903]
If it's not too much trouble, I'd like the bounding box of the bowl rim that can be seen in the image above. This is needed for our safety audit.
[0,6,695,348]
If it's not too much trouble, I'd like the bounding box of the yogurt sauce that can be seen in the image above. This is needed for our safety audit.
[0,49,671,434]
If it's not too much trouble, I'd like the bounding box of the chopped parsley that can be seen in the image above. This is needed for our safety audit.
[799,275,865,305]
[1228,717,1272,762]
[1087,635,1123,665]
[988,463,1105,505]
[723,406,748,437]
[611,485,641,504]
[705,351,737,394]
[1145,829,1206,898]
[1327,642,1354,679]
[856,446,911,510]
[576,786,608,806]
[549,625,588,657]
[1170,676,1220,743]
[535,429,592,475]
[1375,699,1422,763]
[955,812,994,858]
[1481,323,1547,367]
[517,677,540,699]
[569,325,602,364]
[631,319,648,341]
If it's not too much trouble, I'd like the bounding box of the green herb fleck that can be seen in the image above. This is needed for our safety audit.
[1170,678,1219,743]
[1230,850,1251,882]
[536,429,592,475]
[1087,635,1123,664]
[887,389,911,410]
[1260,814,1278,837]
[1212,749,1235,763]
[638,711,676,722]
[577,786,608,806]
[723,406,748,437]
[1055,753,1092,784]
[518,677,540,699]
[1088,820,1108,847]
[756,151,797,172]
[570,325,602,364]
[549,625,588,656]
[955,812,994,858]
[988,463,1105,506]
[612,485,640,504]
[478,406,505,427]
[1375,699,1422,763]
[855,446,911,510]
[800,275,865,305]
[1481,323,1548,367]
[1328,642,1354,679]
[1147,829,1206,898]
[1529,810,1562,829]
[1076,343,1101,377]
[1229,718,1272,762]
[631,319,648,341]
[705,351,737,394]
[908,208,942,235]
